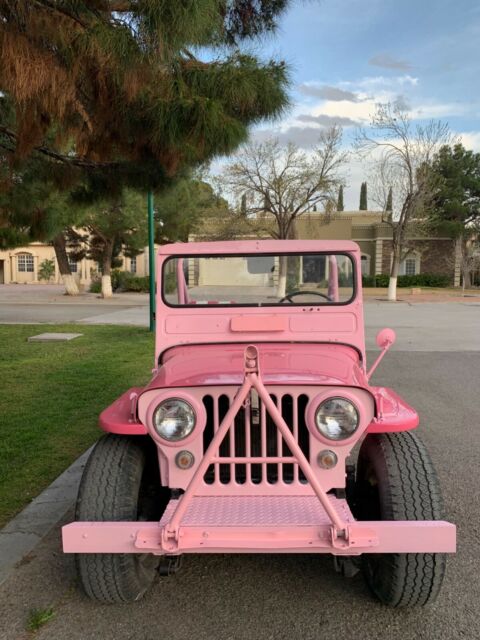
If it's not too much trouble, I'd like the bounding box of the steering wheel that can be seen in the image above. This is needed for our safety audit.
[279,290,331,303]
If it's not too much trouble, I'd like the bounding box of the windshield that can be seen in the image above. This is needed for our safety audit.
[163,253,355,307]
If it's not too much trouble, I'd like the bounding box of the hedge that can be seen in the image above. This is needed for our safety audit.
[90,270,177,294]
[362,273,451,288]
[90,270,149,293]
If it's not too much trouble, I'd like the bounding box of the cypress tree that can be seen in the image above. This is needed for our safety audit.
[386,186,393,212]
[336,185,344,211]
[359,182,368,210]
[241,193,248,217]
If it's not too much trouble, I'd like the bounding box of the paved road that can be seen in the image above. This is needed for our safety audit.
[0,285,148,324]
[0,289,479,638]
[0,348,479,639]
[2,301,480,352]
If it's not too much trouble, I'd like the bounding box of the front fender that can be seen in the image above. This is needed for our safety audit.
[99,387,147,435]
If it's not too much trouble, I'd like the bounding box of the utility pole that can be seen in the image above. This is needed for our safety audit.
[147,191,155,332]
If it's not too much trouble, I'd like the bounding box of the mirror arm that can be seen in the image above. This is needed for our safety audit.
[366,343,392,381]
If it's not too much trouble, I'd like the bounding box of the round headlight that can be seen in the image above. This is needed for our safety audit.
[315,397,359,441]
[153,398,196,442]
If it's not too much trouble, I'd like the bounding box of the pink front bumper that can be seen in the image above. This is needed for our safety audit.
[62,495,456,556]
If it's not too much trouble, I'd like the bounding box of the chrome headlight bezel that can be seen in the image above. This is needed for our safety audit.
[152,397,196,442]
[314,396,360,442]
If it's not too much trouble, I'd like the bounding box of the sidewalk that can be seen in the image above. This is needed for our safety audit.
[0,284,148,306]
[363,286,480,303]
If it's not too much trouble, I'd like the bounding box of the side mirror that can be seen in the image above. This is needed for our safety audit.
[376,328,396,350]
[367,328,397,381]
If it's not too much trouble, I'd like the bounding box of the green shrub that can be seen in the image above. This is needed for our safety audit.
[38,259,55,282]
[89,271,150,293]
[362,273,451,288]
[338,272,352,287]
[89,278,101,293]
[111,269,123,291]
[361,275,375,287]
[164,272,177,294]
[116,271,150,292]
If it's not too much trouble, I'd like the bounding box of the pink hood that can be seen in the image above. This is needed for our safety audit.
[146,343,368,389]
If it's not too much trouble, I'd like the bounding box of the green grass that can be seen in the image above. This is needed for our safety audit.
[0,324,153,527]
[26,607,55,632]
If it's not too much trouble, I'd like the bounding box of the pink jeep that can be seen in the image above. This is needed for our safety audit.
[63,240,456,606]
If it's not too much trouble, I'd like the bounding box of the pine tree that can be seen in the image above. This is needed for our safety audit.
[0,2,292,198]
[359,182,368,210]
[386,186,393,212]
[336,185,344,211]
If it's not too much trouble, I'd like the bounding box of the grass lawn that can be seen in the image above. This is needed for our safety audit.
[0,324,153,527]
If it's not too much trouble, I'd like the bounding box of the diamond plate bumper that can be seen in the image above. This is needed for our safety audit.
[63,495,456,556]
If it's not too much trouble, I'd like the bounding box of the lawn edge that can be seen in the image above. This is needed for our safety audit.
[0,446,93,586]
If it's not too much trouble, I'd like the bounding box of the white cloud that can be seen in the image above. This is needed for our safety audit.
[411,102,469,119]
[459,132,480,151]
[340,75,419,91]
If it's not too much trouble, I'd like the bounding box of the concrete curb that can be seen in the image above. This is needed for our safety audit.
[0,447,93,586]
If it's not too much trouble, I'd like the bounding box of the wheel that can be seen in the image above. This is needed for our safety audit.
[75,434,166,603]
[355,431,447,607]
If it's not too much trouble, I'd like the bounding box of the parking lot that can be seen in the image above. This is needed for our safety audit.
[0,298,479,639]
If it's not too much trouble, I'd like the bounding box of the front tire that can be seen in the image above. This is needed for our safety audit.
[355,432,447,607]
[75,435,164,603]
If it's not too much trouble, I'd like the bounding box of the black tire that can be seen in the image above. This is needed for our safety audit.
[75,435,165,603]
[355,431,446,607]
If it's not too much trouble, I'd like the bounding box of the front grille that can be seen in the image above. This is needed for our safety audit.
[202,391,310,486]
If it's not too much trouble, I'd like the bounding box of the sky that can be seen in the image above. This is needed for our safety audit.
[236,0,480,209]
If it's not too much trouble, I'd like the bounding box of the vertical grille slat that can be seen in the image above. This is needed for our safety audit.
[292,396,299,483]
[218,394,230,484]
[202,390,311,487]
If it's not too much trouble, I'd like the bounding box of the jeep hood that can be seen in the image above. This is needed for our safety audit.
[146,343,368,389]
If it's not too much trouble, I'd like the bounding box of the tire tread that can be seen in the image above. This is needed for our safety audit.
[358,431,446,607]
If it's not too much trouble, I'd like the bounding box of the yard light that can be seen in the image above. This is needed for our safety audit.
[315,397,359,441]
[153,398,196,442]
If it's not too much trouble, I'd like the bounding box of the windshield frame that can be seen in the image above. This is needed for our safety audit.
[161,251,358,308]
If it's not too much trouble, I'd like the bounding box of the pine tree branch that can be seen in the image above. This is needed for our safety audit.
[0,126,117,170]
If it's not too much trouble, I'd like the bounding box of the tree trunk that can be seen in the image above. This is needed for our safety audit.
[277,255,288,298]
[101,239,114,298]
[388,250,400,302]
[52,233,79,296]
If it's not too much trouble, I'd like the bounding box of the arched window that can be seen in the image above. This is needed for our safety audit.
[17,253,34,273]
[400,252,421,276]
[360,253,371,276]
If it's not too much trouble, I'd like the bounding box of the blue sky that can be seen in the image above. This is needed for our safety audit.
[241,0,480,208]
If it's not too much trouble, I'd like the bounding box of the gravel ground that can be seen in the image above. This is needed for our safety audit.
[0,350,478,640]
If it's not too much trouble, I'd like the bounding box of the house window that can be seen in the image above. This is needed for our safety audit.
[17,253,34,272]
[130,256,137,273]
[68,257,78,273]
[360,254,371,276]
[404,258,416,275]
[399,252,420,276]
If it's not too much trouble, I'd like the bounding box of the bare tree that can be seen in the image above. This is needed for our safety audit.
[355,103,453,301]
[221,126,347,295]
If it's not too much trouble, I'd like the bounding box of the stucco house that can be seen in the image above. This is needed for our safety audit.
[0,210,463,288]
[0,241,154,287]
[191,210,462,286]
